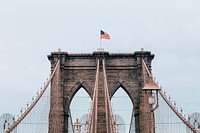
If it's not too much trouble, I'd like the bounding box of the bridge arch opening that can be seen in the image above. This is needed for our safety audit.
[70,87,91,132]
[111,87,134,133]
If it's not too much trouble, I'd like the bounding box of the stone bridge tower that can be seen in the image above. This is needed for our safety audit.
[48,50,154,133]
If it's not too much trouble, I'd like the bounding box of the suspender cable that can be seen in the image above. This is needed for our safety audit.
[87,59,99,133]
[5,59,60,133]
[102,59,117,133]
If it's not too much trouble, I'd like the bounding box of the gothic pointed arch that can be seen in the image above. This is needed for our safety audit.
[48,50,155,133]
[111,84,134,133]
[111,81,135,107]
[68,81,92,107]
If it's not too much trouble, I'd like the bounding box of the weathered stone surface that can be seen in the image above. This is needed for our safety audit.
[48,51,154,133]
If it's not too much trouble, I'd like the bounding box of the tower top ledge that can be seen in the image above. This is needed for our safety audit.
[48,50,155,60]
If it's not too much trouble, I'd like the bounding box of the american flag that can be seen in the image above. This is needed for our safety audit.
[100,30,110,39]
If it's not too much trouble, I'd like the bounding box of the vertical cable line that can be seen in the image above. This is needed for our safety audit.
[142,58,199,133]
[158,91,199,133]
[5,59,60,133]
[68,109,75,133]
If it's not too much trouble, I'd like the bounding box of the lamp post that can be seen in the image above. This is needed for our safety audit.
[142,76,161,133]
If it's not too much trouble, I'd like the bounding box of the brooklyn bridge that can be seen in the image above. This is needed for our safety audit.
[1,50,200,133]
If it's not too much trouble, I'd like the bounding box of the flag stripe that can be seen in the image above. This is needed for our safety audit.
[100,30,110,39]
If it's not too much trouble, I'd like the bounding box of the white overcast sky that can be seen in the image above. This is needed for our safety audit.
[0,0,200,124]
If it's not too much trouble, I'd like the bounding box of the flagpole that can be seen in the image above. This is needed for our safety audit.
[100,37,102,50]
[100,30,102,51]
